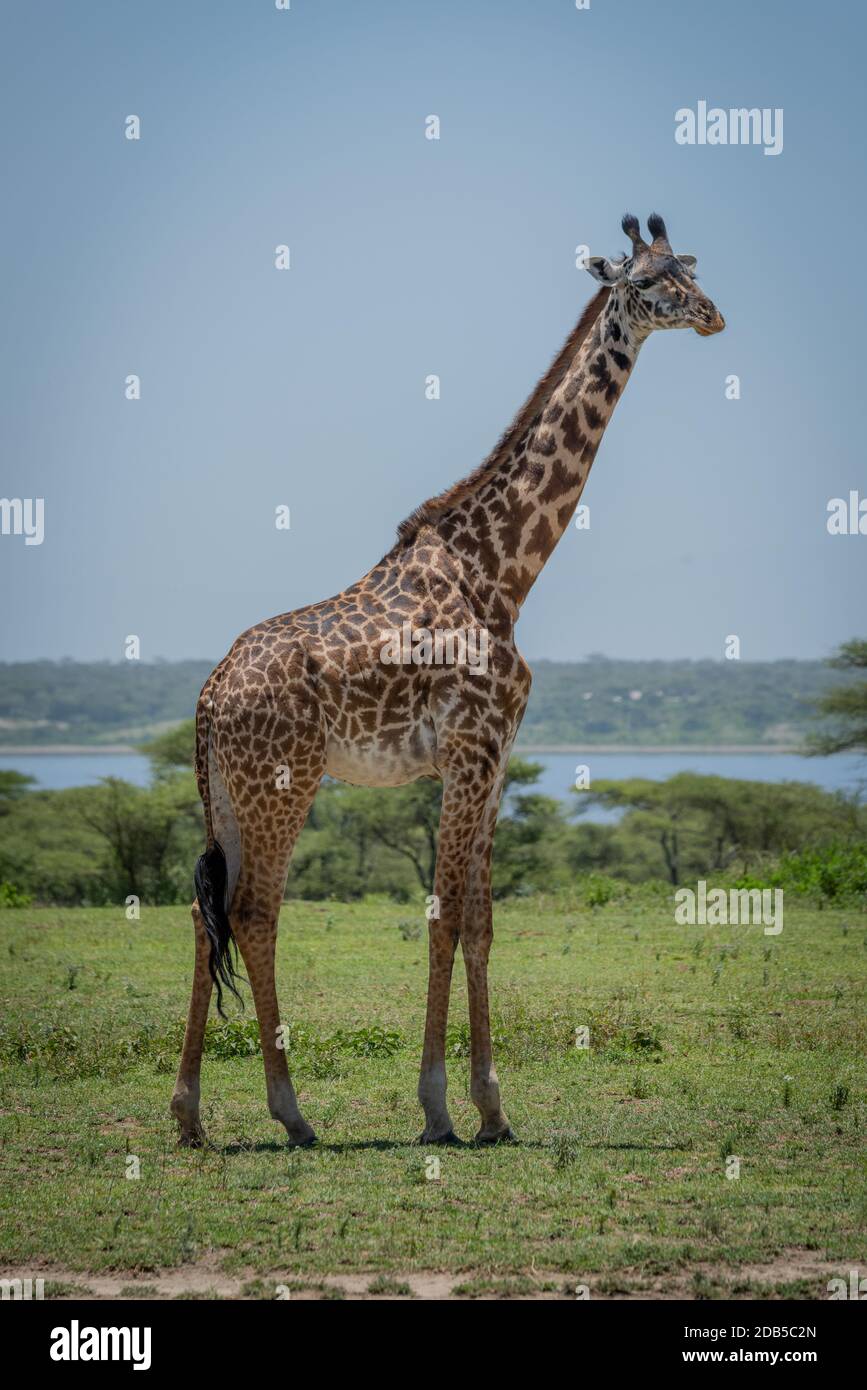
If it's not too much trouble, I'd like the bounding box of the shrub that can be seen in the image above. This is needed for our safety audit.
[778,843,867,905]
[735,843,867,906]
[0,880,32,907]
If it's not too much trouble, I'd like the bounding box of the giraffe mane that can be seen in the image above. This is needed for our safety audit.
[396,286,611,544]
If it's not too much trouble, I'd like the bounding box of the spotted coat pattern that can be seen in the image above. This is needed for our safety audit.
[171,213,724,1147]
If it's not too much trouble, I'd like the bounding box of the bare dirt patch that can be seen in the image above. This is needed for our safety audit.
[1,1249,851,1301]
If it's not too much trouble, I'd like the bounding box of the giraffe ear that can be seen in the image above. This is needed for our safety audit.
[677,255,698,277]
[585,256,626,285]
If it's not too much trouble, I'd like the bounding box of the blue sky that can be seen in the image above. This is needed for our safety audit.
[1,0,864,663]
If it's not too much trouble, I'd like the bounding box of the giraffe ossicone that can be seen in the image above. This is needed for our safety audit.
[170,213,725,1148]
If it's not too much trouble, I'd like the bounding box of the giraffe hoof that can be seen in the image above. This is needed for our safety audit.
[287,1132,318,1149]
[474,1126,517,1145]
[416,1129,463,1146]
[177,1131,205,1149]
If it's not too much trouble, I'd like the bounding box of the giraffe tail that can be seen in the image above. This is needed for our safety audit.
[194,695,243,1017]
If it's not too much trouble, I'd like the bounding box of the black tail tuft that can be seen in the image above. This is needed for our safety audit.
[194,843,243,1017]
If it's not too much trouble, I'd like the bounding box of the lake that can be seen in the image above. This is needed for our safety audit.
[1,749,863,823]
[0,752,155,791]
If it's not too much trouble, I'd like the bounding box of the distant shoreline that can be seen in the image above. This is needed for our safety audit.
[0,742,810,757]
[0,745,142,755]
[514,744,806,756]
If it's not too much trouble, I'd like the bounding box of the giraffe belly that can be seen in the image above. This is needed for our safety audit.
[324,732,438,788]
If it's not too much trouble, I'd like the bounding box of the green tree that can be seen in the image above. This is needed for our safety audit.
[142,719,196,780]
[69,777,202,904]
[582,773,863,885]
[0,769,35,811]
[581,777,702,885]
[0,787,117,905]
[290,758,544,900]
[492,791,574,897]
[808,639,867,755]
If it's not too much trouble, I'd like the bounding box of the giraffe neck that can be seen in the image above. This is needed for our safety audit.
[426,286,650,624]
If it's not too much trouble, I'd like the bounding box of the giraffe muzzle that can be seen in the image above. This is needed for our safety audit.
[695,307,726,336]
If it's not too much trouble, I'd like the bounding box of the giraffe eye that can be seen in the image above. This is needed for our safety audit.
[631,277,653,291]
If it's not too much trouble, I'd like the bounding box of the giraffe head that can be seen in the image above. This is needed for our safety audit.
[586,212,725,337]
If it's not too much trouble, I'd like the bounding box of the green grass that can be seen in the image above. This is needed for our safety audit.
[1,894,865,1297]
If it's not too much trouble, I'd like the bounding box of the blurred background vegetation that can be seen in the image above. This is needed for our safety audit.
[0,653,855,749]
[0,642,865,911]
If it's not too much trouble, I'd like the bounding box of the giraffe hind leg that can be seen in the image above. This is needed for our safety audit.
[222,718,325,1144]
[171,741,244,1144]
[170,900,214,1145]
[462,757,514,1144]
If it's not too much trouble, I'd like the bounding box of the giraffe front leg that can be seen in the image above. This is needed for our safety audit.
[462,874,514,1144]
[461,758,515,1144]
[417,762,498,1143]
[417,912,460,1143]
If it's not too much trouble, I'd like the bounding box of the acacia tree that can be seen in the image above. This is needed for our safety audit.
[0,770,34,812]
[582,773,862,884]
[70,777,201,903]
[289,758,544,899]
[580,777,703,884]
[808,639,867,756]
[141,718,196,780]
[320,758,545,895]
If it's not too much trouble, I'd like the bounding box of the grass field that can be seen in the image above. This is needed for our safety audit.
[1,893,865,1299]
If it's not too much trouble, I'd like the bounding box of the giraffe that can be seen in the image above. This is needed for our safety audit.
[171,212,724,1148]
